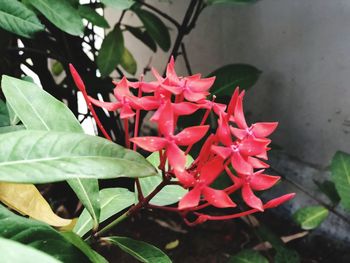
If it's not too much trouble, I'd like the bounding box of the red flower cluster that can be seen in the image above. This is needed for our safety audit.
[70,58,294,225]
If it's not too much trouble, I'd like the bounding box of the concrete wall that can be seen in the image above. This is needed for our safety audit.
[106,0,350,167]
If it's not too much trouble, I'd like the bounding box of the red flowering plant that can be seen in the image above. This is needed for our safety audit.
[70,57,295,227]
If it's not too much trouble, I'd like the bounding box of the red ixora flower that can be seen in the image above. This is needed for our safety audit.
[69,57,295,227]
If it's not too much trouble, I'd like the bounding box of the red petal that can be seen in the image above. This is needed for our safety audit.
[196,134,217,164]
[242,183,264,211]
[151,67,164,82]
[226,87,240,117]
[230,127,247,140]
[202,187,236,208]
[252,122,278,138]
[174,169,195,187]
[212,103,227,115]
[188,76,215,92]
[184,89,208,102]
[239,138,269,156]
[167,142,186,172]
[166,56,180,85]
[120,104,135,119]
[250,172,280,191]
[161,83,182,95]
[175,125,209,146]
[137,97,160,110]
[211,145,231,160]
[114,77,132,99]
[178,186,201,210]
[217,114,232,146]
[200,157,224,185]
[172,102,199,116]
[247,156,270,168]
[231,152,253,175]
[69,64,86,92]
[88,96,121,111]
[157,101,174,136]
[234,93,248,129]
[130,137,167,152]
[263,193,296,209]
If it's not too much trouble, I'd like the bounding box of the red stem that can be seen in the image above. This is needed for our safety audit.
[124,118,130,148]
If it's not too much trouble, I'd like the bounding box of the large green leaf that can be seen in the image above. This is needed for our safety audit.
[2,76,82,133]
[78,5,109,28]
[293,206,328,230]
[136,152,189,206]
[28,0,83,36]
[97,26,124,77]
[125,25,157,52]
[314,179,340,205]
[0,237,62,263]
[101,0,135,10]
[207,64,261,96]
[103,236,171,263]
[74,188,135,237]
[120,47,137,75]
[0,130,156,184]
[0,204,90,262]
[2,75,100,230]
[134,8,170,51]
[0,0,44,38]
[228,249,268,263]
[0,99,10,127]
[61,232,108,263]
[206,0,258,5]
[331,151,350,211]
[0,125,25,134]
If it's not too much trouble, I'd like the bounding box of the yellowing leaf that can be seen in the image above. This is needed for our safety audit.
[0,183,71,227]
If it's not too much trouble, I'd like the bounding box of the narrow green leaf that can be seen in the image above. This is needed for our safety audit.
[207,64,261,96]
[74,188,135,237]
[125,25,157,52]
[206,0,258,5]
[293,206,329,230]
[331,151,350,211]
[0,204,90,262]
[78,5,109,28]
[134,9,170,51]
[28,0,83,36]
[275,248,300,263]
[0,130,157,184]
[2,75,101,231]
[0,237,62,263]
[120,47,137,75]
[0,99,10,127]
[136,152,190,206]
[228,249,268,263]
[0,0,44,38]
[61,232,108,263]
[97,26,124,77]
[101,0,135,10]
[104,236,171,263]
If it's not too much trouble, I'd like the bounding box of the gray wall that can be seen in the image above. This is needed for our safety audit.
[106,0,350,167]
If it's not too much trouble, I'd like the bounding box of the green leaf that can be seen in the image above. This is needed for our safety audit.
[0,237,62,263]
[2,75,82,133]
[228,249,268,263]
[0,130,157,184]
[97,26,124,77]
[0,100,10,127]
[61,232,108,263]
[136,152,190,206]
[293,206,329,230]
[206,0,258,5]
[331,151,350,211]
[120,47,137,75]
[0,125,25,134]
[74,188,135,237]
[2,75,100,229]
[314,179,340,205]
[51,61,64,76]
[103,236,171,263]
[0,204,90,262]
[0,0,44,38]
[207,64,261,96]
[7,103,20,126]
[134,8,171,51]
[125,25,157,52]
[28,0,83,36]
[101,0,135,10]
[275,248,300,263]
[78,5,109,28]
